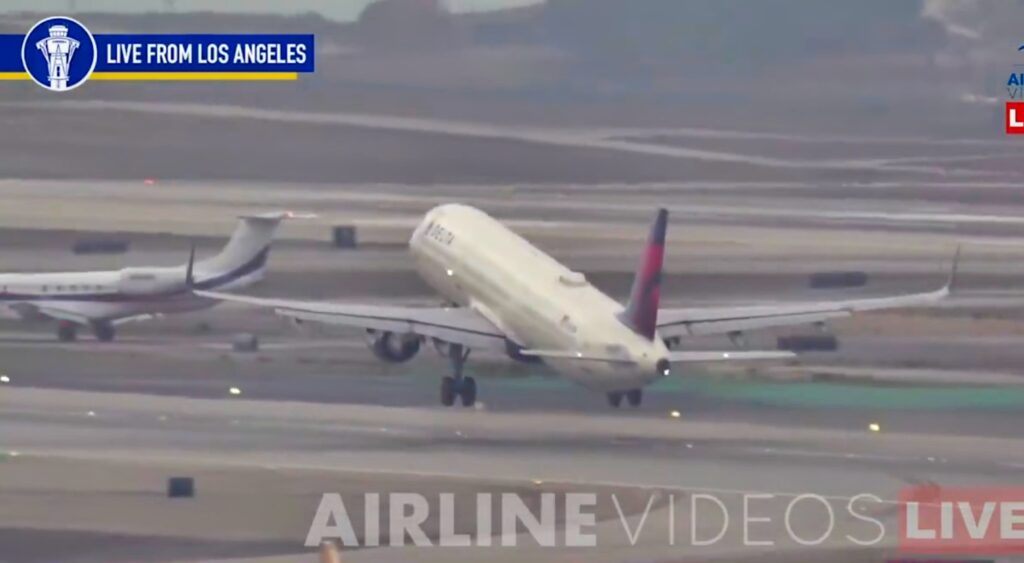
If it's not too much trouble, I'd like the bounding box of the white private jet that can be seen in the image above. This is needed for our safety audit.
[0,212,293,342]
[195,204,956,408]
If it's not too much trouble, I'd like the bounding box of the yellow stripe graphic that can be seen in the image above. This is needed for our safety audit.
[0,72,298,81]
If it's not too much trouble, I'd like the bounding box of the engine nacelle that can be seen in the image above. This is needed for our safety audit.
[118,268,182,295]
[368,330,421,363]
[505,340,542,364]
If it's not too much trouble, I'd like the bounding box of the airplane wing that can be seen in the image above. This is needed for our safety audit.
[657,265,955,339]
[5,302,91,324]
[195,290,510,351]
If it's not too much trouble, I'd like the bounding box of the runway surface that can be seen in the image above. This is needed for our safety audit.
[3,308,1024,563]
[3,385,1023,563]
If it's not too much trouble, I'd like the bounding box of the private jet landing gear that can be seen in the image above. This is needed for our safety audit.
[440,343,476,407]
[57,321,77,342]
[92,322,116,343]
[607,389,643,408]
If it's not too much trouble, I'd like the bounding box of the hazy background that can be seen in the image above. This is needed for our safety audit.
[0,0,544,20]
[2,0,1023,139]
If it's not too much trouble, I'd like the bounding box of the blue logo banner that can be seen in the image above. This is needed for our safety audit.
[94,35,315,72]
[1,33,315,73]
[1,17,315,91]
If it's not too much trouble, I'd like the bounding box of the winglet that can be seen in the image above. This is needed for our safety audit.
[945,244,961,294]
[185,243,196,289]
[620,208,668,340]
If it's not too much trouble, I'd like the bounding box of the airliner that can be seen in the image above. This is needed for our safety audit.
[196,204,955,407]
[0,212,293,342]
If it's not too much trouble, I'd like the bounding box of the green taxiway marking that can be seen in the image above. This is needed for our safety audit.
[483,373,1024,411]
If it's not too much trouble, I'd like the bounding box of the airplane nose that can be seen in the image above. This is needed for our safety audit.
[656,358,671,378]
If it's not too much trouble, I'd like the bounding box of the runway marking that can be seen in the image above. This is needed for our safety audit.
[2,100,1003,177]
[8,448,908,505]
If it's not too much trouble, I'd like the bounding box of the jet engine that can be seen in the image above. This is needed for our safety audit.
[367,330,421,362]
[505,340,542,364]
[118,268,183,295]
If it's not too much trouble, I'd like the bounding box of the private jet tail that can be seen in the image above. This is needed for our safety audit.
[620,208,668,340]
[190,212,294,291]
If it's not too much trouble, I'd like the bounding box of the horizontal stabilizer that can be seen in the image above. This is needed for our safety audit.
[240,211,317,221]
[668,350,795,362]
[520,349,637,364]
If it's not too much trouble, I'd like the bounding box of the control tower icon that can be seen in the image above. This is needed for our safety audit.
[35,25,79,90]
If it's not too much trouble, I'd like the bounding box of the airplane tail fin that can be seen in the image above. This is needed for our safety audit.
[190,212,298,290]
[619,208,668,341]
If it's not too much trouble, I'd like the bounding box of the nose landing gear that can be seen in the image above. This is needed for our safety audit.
[440,343,476,407]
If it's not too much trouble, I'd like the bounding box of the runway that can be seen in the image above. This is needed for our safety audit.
[3,385,1023,563]
[3,299,1024,562]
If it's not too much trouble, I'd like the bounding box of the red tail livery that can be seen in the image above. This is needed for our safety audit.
[620,208,668,340]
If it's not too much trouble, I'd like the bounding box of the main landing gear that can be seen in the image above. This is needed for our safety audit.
[57,321,77,342]
[607,389,643,408]
[92,321,116,342]
[440,343,476,407]
[56,321,116,342]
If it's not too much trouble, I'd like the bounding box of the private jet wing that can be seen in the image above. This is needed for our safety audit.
[2,301,162,326]
[194,290,510,351]
[5,302,91,324]
[656,248,958,339]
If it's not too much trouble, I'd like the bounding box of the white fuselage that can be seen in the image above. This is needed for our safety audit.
[0,213,284,328]
[0,265,263,323]
[409,204,669,392]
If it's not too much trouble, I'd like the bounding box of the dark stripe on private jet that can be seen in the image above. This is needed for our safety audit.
[0,247,269,303]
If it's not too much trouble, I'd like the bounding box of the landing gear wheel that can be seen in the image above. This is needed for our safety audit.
[441,376,456,407]
[439,343,474,407]
[607,392,623,408]
[460,376,477,407]
[93,322,116,343]
[57,322,77,342]
[626,389,643,407]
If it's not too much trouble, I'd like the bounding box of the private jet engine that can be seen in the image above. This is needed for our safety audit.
[118,268,182,295]
[367,330,421,363]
